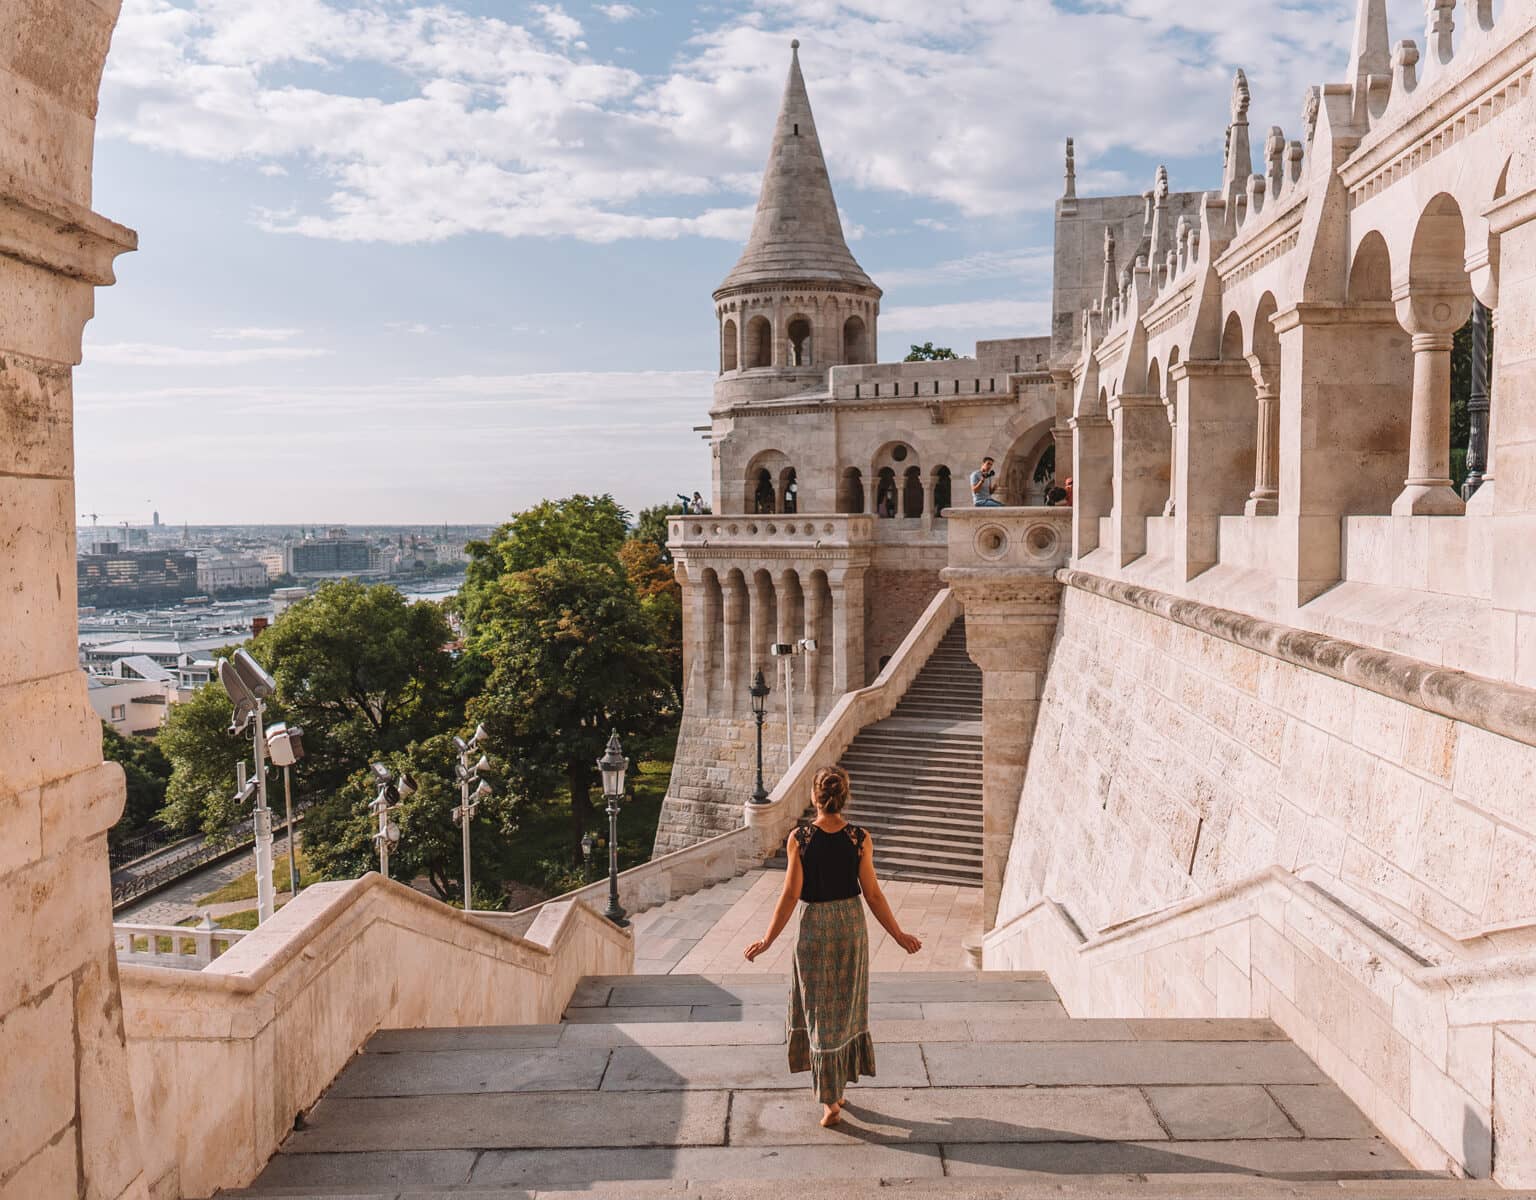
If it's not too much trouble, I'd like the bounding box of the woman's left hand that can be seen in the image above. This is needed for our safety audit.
[744,938,771,962]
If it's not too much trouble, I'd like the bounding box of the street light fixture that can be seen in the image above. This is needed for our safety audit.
[368,762,414,879]
[219,648,278,924]
[452,725,492,911]
[596,732,630,927]
[749,670,771,804]
[265,722,305,899]
[580,832,594,883]
[770,638,818,770]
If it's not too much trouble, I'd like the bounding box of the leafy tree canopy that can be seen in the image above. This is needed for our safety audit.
[462,495,630,621]
[102,723,173,844]
[905,342,960,362]
[633,502,682,566]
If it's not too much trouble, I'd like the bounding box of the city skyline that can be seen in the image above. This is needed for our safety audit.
[77,0,1416,524]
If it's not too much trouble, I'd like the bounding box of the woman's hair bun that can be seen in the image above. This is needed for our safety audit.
[812,765,850,815]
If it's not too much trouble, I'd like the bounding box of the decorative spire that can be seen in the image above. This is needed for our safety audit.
[1101,226,1117,307]
[1350,0,1391,90]
[1064,138,1077,200]
[1222,69,1254,202]
[715,41,876,296]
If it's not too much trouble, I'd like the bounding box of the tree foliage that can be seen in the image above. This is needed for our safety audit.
[633,502,682,566]
[904,342,960,362]
[462,495,630,623]
[102,724,173,845]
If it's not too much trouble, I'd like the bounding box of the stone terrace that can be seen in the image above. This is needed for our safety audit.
[232,971,1482,1198]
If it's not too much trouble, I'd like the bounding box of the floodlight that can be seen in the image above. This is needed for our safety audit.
[472,724,487,745]
[265,722,305,768]
[770,643,793,656]
[370,762,392,783]
[473,780,493,801]
[801,638,818,653]
[474,755,490,774]
[453,736,468,752]
[397,772,418,800]
[230,649,276,700]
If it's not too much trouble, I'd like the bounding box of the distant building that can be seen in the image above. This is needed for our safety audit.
[77,546,199,607]
[87,662,176,736]
[196,558,269,593]
[284,538,372,576]
[81,636,234,674]
[272,586,309,618]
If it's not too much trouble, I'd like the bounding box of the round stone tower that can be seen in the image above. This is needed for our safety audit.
[712,41,882,409]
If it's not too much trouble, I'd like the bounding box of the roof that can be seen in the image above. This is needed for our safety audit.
[116,655,174,682]
[715,42,877,297]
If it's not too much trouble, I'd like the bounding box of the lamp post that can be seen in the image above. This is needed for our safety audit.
[265,722,305,900]
[597,732,630,927]
[218,649,278,924]
[749,670,771,804]
[452,724,491,911]
[368,763,414,878]
[770,639,817,770]
[581,832,594,883]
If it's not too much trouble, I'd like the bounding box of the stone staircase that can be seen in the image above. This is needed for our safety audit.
[786,620,985,887]
[231,971,1493,1198]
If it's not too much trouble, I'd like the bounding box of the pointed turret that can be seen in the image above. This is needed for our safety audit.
[716,41,877,296]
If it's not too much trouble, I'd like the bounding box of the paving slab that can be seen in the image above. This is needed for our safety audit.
[923,1040,1328,1088]
[863,979,1061,1004]
[939,1136,1417,1179]
[560,1005,692,1024]
[606,982,788,1008]
[920,1001,1069,1021]
[366,1026,564,1053]
[1267,1084,1382,1140]
[687,1001,924,1022]
[728,1085,1165,1147]
[602,1042,930,1091]
[965,1018,1135,1043]
[869,1019,974,1043]
[470,1143,946,1186]
[328,1048,611,1097]
[287,1091,730,1152]
[565,979,612,1007]
[1126,1019,1288,1042]
[251,1149,476,1191]
[1143,1085,1303,1140]
[559,1020,786,1048]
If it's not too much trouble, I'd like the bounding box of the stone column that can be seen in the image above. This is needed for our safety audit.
[1163,381,1178,516]
[829,566,867,694]
[1069,413,1112,558]
[722,570,748,715]
[748,569,777,682]
[0,7,149,1195]
[1391,284,1472,516]
[802,571,824,718]
[1109,392,1170,565]
[1245,358,1280,516]
[1463,299,1491,499]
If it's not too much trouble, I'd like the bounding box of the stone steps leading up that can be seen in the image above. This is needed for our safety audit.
[232,971,1472,1198]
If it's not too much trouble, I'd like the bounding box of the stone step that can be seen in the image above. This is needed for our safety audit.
[847,808,984,833]
[845,787,983,809]
[842,754,983,776]
[845,768,984,792]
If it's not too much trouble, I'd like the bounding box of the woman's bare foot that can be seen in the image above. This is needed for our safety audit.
[819,1103,842,1127]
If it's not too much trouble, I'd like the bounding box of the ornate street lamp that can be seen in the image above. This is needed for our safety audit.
[597,732,630,927]
[452,724,491,910]
[580,832,594,883]
[749,669,771,804]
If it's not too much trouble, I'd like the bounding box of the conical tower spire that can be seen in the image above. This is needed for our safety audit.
[716,41,877,296]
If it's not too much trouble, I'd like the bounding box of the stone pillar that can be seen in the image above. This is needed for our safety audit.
[722,570,748,715]
[1245,358,1280,516]
[1069,413,1112,558]
[749,569,777,681]
[1050,420,1074,495]
[830,566,867,694]
[1163,381,1178,516]
[802,571,824,718]
[1109,392,1170,564]
[943,510,1071,953]
[0,6,149,1195]
[1463,299,1492,499]
[1172,360,1256,580]
[1391,284,1472,516]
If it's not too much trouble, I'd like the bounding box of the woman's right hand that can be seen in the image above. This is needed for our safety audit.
[744,938,771,962]
[895,931,923,954]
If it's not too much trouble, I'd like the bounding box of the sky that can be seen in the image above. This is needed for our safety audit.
[76,0,1431,525]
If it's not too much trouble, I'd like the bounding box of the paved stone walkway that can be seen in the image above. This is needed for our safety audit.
[631,868,982,975]
[115,830,299,925]
[238,972,1458,1197]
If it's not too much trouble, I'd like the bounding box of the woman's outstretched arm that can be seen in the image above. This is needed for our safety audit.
[857,835,922,954]
[744,832,803,961]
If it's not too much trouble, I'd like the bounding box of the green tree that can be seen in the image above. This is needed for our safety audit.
[634,502,683,566]
[905,342,960,362]
[158,679,250,836]
[102,724,173,845]
[468,558,675,861]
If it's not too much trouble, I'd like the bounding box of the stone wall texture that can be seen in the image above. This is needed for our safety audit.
[864,566,943,680]
[988,577,1536,1183]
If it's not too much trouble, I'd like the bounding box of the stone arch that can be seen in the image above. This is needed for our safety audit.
[901,465,924,518]
[843,314,870,364]
[779,466,798,514]
[874,467,898,518]
[696,567,725,703]
[787,314,813,367]
[1147,358,1162,401]
[745,315,772,368]
[721,317,738,372]
[744,449,791,513]
[931,465,953,516]
[1001,421,1056,507]
[837,467,865,514]
[1349,231,1393,303]
[1220,311,1246,362]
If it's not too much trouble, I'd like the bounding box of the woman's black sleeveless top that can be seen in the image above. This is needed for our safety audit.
[794,823,865,903]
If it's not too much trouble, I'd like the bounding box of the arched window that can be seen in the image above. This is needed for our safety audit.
[902,466,924,518]
[837,468,865,514]
[843,315,869,364]
[932,466,953,516]
[787,316,812,367]
[721,318,738,373]
[745,316,772,369]
[780,467,798,514]
[875,468,898,518]
[753,469,775,514]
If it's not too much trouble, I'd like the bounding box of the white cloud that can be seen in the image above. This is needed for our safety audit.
[876,249,1052,290]
[98,0,1369,245]
[880,300,1051,337]
[86,341,330,366]
[597,4,644,20]
[211,326,303,341]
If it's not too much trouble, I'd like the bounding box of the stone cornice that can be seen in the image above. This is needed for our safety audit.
[940,567,1064,612]
[0,175,137,284]
[1060,568,1536,752]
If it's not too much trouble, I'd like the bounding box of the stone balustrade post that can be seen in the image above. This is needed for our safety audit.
[1245,357,1281,516]
[1391,282,1473,515]
[829,566,867,694]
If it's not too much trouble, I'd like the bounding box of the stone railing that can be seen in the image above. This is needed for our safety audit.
[743,587,964,853]
[120,873,632,1199]
[113,917,247,969]
[943,505,1074,575]
[669,512,874,551]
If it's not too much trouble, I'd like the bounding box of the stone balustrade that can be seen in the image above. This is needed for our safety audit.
[113,918,247,970]
[669,512,874,550]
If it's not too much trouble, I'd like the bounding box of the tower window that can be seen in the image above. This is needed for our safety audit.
[793,124,800,135]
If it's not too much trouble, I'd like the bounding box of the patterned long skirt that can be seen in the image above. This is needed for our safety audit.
[788,896,876,1103]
